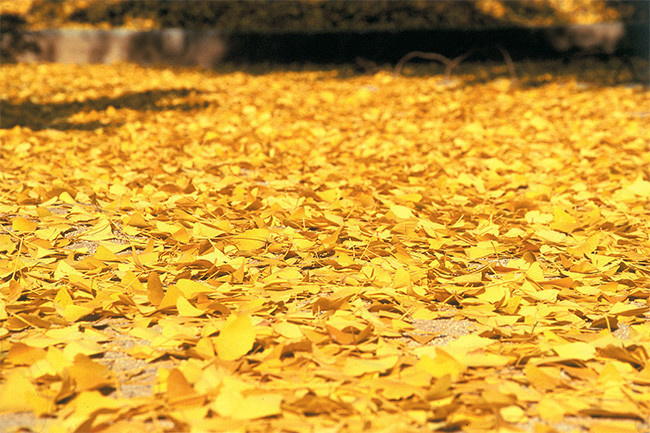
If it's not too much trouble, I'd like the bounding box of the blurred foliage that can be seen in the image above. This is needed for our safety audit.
[0,13,40,62]
[12,0,649,32]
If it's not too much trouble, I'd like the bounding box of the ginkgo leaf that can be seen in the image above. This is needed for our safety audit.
[619,176,650,198]
[62,340,105,359]
[213,389,245,417]
[609,302,649,316]
[159,285,183,309]
[214,315,256,361]
[389,204,414,219]
[524,364,565,392]
[177,279,211,298]
[392,267,411,289]
[550,207,578,233]
[0,370,52,414]
[273,322,304,339]
[7,342,47,366]
[535,229,566,243]
[553,341,596,361]
[78,219,113,241]
[125,212,150,227]
[415,349,464,380]
[177,296,205,317]
[230,394,283,420]
[536,396,566,422]
[193,222,226,239]
[232,228,269,251]
[500,405,526,423]
[147,272,164,306]
[194,337,216,359]
[68,354,114,391]
[342,356,399,376]
[525,262,544,282]
[62,304,95,322]
[567,233,602,257]
[69,391,127,424]
[166,368,197,401]
[476,283,509,304]
[94,244,119,261]
[12,216,37,232]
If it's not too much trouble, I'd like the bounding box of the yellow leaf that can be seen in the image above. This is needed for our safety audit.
[264,267,304,283]
[567,232,602,258]
[416,349,465,380]
[230,393,283,420]
[453,272,482,284]
[78,218,113,241]
[525,262,544,282]
[535,229,566,243]
[193,222,225,239]
[7,342,47,366]
[460,352,513,367]
[176,296,205,317]
[609,302,649,316]
[411,308,439,320]
[0,369,52,415]
[537,395,566,422]
[392,267,411,289]
[232,228,268,251]
[125,212,149,228]
[69,391,127,427]
[62,340,104,360]
[177,278,211,298]
[173,227,191,243]
[553,341,596,361]
[500,405,526,423]
[62,303,94,322]
[529,288,559,302]
[194,337,215,359]
[524,364,564,392]
[389,204,414,219]
[213,389,244,417]
[121,271,145,291]
[319,189,340,202]
[147,272,164,306]
[68,354,113,391]
[466,242,495,260]
[342,356,399,376]
[550,206,578,233]
[94,244,119,261]
[203,131,219,143]
[166,368,198,401]
[12,216,37,232]
[214,315,256,361]
[620,176,650,198]
[273,322,303,339]
[59,191,76,204]
[159,285,183,309]
[476,283,509,304]
[529,116,550,131]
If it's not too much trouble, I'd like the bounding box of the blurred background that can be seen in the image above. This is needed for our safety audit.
[1,0,648,75]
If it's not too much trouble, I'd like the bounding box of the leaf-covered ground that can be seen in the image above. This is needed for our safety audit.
[1,61,649,433]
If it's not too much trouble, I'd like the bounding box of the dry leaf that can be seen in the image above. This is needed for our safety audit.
[214,314,256,361]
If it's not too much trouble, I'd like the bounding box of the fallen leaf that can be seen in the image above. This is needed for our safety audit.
[214,314,256,361]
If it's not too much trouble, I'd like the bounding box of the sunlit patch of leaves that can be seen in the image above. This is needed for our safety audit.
[0,62,649,432]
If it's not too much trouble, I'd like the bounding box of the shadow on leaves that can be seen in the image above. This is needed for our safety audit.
[0,88,208,131]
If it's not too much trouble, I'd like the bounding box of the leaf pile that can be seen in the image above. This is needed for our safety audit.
[1,62,649,433]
